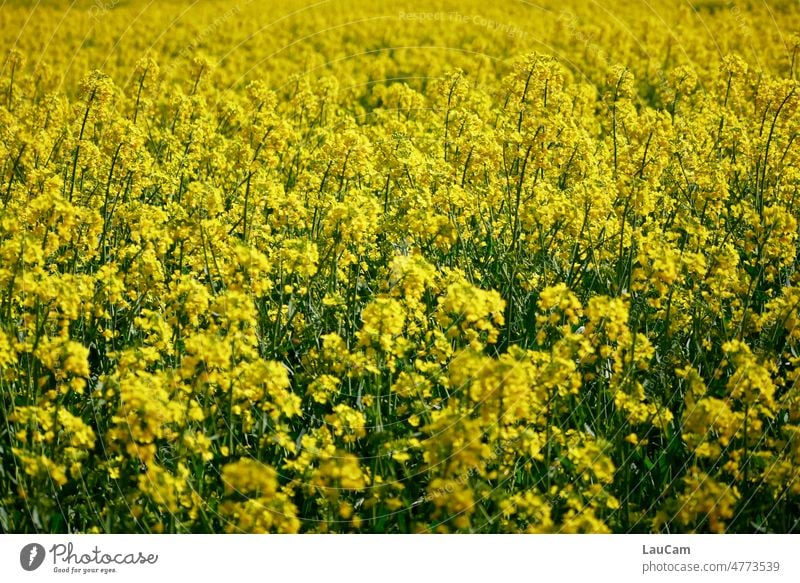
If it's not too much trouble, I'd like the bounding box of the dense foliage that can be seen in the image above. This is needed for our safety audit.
[1,0,799,533]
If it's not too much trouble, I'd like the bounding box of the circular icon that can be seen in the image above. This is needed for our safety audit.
[20,543,46,571]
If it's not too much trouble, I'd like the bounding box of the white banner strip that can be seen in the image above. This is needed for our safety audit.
[1,535,797,582]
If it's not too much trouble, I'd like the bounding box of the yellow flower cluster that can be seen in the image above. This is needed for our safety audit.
[1,0,799,533]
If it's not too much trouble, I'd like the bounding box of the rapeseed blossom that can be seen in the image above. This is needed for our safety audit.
[1,0,798,534]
